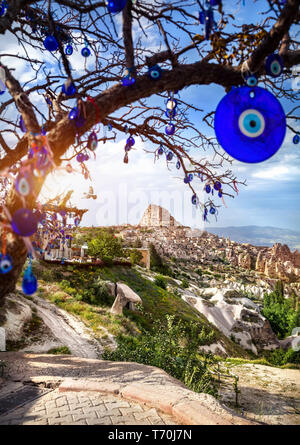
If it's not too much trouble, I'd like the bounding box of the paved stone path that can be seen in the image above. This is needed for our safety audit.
[0,353,252,425]
[0,389,177,425]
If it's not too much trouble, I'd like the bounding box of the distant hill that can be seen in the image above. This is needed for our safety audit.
[206,225,300,250]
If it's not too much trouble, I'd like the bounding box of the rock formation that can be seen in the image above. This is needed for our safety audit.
[110,283,142,315]
[139,204,181,227]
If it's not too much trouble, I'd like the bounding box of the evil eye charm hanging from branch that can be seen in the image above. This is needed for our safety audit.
[106,0,127,13]
[81,46,91,57]
[19,116,27,133]
[265,54,284,78]
[293,134,299,145]
[0,254,13,274]
[87,131,98,151]
[165,123,175,135]
[65,44,73,56]
[148,65,162,80]
[0,1,8,17]
[166,151,174,161]
[199,6,214,40]
[122,67,135,86]
[245,74,258,87]
[191,194,199,206]
[214,86,286,163]
[126,136,135,147]
[43,35,59,52]
[22,254,37,295]
[62,78,76,96]
[15,170,33,197]
[11,208,38,237]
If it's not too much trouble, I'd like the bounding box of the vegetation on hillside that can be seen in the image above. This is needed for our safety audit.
[262,281,300,339]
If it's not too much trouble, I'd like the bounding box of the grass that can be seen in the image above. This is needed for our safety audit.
[47,346,71,355]
[32,261,249,358]
[219,356,300,370]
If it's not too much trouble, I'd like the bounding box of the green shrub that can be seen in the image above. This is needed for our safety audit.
[129,249,143,266]
[181,278,189,289]
[154,274,167,290]
[47,346,71,355]
[103,315,218,396]
[262,281,300,339]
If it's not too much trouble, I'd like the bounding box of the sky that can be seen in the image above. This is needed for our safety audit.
[0,1,300,232]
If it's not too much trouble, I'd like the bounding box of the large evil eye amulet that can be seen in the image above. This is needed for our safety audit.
[43,35,59,52]
[165,123,175,135]
[214,181,222,190]
[0,254,13,274]
[148,65,162,80]
[209,207,216,215]
[106,0,127,13]
[265,53,283,78]
[205,184,211,193]
[214,86,286,163]
[11,208,38,237]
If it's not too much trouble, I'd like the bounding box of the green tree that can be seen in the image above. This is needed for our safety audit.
[130,249,143,266]
[88,230,124,264]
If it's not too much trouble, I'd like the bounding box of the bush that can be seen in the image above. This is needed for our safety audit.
[154,274,167,290]
[181,278,189,289]
[103,315,218,396]
[129,249,143,266]
[262,281,300,339]
[88,230,124,262]
[265,348,300,366]
[47,346,71,355]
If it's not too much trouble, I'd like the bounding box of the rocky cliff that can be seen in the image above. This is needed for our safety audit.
[139,204,181,227]
[124,205,300,284]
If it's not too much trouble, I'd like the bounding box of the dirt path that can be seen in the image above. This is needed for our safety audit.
[219,363,300,425]
[17,294,115,359]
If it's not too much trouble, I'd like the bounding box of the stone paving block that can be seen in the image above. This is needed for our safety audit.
[86,416,112,425]
[119,406,143,416]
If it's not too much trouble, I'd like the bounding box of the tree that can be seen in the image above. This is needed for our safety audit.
[129,249,143,266]
[0,0,299,300]
[88,229,124,262]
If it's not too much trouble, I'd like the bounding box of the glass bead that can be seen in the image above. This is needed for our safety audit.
[106,0,127,13]
[65,44,73,55]
[126,136,135,147]
[76,153,85,163]
[165,123,175,135]
[293,135,299,145]
[43,35,59,52]
[22,270,37,295]
[11,208,38,237]
[81,47,91,57]
[265,54,284,78]
[205,184,211,193]
[0,254,13,274]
